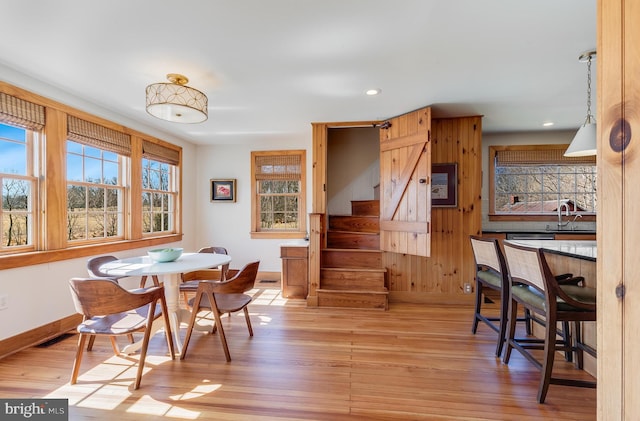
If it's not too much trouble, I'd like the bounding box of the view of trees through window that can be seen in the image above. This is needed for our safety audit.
[494,164,597,214]
[142,158,175,234]
[259,180,300,230]
[1,123,35,248]
[66,140,123,241]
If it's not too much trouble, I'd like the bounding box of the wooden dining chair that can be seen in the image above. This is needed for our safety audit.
[502,242,596,403]
[180,260,260,362]
[179,247,230,308]
[86,255,159,351]
[68,277,175,389]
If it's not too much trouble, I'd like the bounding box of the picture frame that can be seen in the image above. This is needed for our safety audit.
[210,179,236,202]
[431,163,457,207]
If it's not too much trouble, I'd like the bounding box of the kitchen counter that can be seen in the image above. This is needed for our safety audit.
[483,229,596,235]
[504,239,597,262]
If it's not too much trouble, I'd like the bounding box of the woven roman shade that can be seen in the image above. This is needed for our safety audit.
[495,147,596,166]
[142,140,180,165]
[254,154,301,180]
[0,92,45,131]
[67,116,131,156]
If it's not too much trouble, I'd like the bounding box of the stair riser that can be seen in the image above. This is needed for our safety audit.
[322,251,382,268]
[317,290,388,310]
[327,232,379,250]
[329,215,379,233]
[351,200,380,216]
[321,270,385,290]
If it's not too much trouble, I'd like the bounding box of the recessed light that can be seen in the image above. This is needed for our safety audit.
[543,122,554,127]
[366,89,381,96]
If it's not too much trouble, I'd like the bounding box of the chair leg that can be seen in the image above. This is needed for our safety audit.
[574,321,584,369]
[496,286,509,357]
[502,299,518,364]
[71,334,88,385]
[209,293,231,362]
[110,336,120,355]
[524,308,532,335]
[538,314,558,404]
[86,335,96,351]
[243,307,254,337]
[561,321,573,363]
[471,282,482,334]
[180,290,204,360]
[133,301,157,390]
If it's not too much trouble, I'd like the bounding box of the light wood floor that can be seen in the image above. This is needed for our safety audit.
[0,288,596,420]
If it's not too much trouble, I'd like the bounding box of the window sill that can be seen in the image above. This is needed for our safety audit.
[0,234,183,270]
[250,231,306,240]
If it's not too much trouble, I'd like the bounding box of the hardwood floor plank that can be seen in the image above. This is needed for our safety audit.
[0,290,595,420]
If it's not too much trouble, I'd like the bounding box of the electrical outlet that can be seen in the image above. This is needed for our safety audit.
[0,294,8,310]
[463,283,472,294]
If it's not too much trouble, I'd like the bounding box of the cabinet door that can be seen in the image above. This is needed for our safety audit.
[379,106,431,257]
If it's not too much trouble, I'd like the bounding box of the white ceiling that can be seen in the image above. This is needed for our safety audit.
[0,0,596,145]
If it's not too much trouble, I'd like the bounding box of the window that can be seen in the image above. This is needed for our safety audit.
[1,123,37,249]
[66,140,124,241]
[142,140,180,235]
[251,150,306,239]
[0,82,183,269]
[142,159,176,234]
[489,145,596,220]
[66,116,129,243]
[0,93,45,252]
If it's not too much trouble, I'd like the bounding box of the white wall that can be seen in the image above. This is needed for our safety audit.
[194,140,312,273]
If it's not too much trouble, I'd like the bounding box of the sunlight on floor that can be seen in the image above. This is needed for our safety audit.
[40,287,298,419]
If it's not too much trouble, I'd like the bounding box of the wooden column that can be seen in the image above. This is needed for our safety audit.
[598,0,640,418]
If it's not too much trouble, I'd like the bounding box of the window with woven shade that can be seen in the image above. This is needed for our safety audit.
[0,81,184,266]
[0,92,43,250]
[251,150,306,238]
[142,140,180,235]
[66,116,130,242]
[489,144,596,220]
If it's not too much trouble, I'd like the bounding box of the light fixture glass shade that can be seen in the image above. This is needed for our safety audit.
[564,121,597,157]
[145,74,208,123]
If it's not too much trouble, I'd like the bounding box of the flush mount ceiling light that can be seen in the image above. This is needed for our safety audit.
[366,88,381,96]
[145,73,208,123]
[564,50,597,157]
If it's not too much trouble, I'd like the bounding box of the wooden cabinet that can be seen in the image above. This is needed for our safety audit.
[280,246,308,299]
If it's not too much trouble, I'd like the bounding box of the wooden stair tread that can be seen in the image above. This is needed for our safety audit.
[321,267,386,273]
[317,288,388,294]
[327,230,379,235]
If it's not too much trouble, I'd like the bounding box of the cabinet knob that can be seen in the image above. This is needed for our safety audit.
[419,178,427,184]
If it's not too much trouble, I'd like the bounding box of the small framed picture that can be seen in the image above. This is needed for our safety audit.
[431,163,457,207]
[211,179,236,202]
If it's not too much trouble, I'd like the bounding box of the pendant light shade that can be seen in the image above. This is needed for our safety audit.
[564,51,596,157]
[564,120,597,157]
[146,74,208,123]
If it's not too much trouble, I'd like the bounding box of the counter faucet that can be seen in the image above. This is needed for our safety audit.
[558,201,570,228]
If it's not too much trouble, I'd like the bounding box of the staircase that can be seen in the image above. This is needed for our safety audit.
[317,200,388,310]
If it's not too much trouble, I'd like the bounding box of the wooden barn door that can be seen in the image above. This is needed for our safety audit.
[379,107,431,257]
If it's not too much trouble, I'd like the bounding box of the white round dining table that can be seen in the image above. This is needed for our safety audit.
[99,252,232,354]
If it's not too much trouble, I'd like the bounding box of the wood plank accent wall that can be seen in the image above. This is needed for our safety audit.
[385,116,482,302]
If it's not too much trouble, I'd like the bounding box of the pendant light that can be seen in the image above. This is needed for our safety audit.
[564,50,596,157]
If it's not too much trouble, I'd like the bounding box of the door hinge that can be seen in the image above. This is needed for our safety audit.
[323,183,326,192]
[377,121,391,130]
